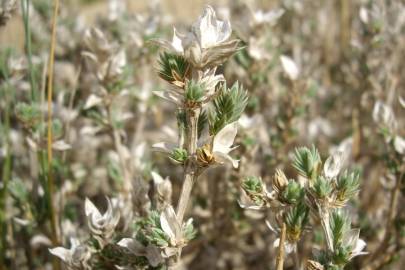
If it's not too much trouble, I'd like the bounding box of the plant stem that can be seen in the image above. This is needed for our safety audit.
[319,206,334,252]
[176,107,200,224]
[46,0,60,269]
[276,222,287,270]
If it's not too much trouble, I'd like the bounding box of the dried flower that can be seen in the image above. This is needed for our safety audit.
[49,238,91,270]
[273,169,289,194]
[197,121,239,168]
[117,238,164,267]
[151,171,172,207]
[306,260,325,270]
[85,197,120,244]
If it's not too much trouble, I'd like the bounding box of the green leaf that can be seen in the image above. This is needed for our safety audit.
[311,176,333,199]
[281,180,305,204]
[292,145,321,180]
[158,52,190,84]
[209,82,248,135]
[330,210,351,249]
[336,170,360,202]
[185,80,204,102]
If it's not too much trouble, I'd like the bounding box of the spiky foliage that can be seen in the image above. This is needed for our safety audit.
[242,176,267,206]
[330,211,350,249]
[335,171,360,203]
[158,52,190,87]
[311,176,333,199]
[209,82,248,135]
[281,180,305,204]
[292,145,321,180]
[285,203,309,242]
[197,110,208,138]
[185,80,204,103]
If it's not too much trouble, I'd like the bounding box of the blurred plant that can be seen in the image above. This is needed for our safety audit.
[240,146,365,269]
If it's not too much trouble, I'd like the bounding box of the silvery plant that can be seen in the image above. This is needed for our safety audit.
[49,5,247,269]
[240,146,366,270]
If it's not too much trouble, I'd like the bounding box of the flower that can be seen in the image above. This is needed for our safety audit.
[280,55,300,81]
[372,100,397,133]
[342,229,367,260]
[323,151,345,180]
[151,171,172,207]
[159,205,194,257]
[197,121,239,168]
[84,197,120,243]
[154,122,239,168]
[82,28,126,85]
[154,6,240,69]
[49,238,91,270]
[117,238,164,267]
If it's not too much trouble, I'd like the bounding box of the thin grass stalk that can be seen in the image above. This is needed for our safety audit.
[276,222,287,270]
[46,0,61,269]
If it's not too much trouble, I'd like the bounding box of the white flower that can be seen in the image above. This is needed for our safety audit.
[151,171,172,206]
[234,5,284,41]
[342,229,367,259]
[323,150,345,180]
[117,238,164,267]
[49,238,91,269]
[154,6,239,68]
[372,100,397,132]
[280,55,300,81]
[84,197,120,242]
[159,205,194,257]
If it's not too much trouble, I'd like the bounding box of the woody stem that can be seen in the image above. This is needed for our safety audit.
[176,107,200,224]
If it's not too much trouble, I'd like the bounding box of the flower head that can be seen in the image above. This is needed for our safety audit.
[154,6,240,69]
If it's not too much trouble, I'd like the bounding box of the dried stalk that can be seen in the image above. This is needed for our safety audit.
[46,0,61,269]
[176,107,200,224]
[276,222,287,270]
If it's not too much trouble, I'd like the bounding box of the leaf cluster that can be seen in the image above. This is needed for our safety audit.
[209,82,248,135]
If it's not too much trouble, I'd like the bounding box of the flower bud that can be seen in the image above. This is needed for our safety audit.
[272,169,288,193]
